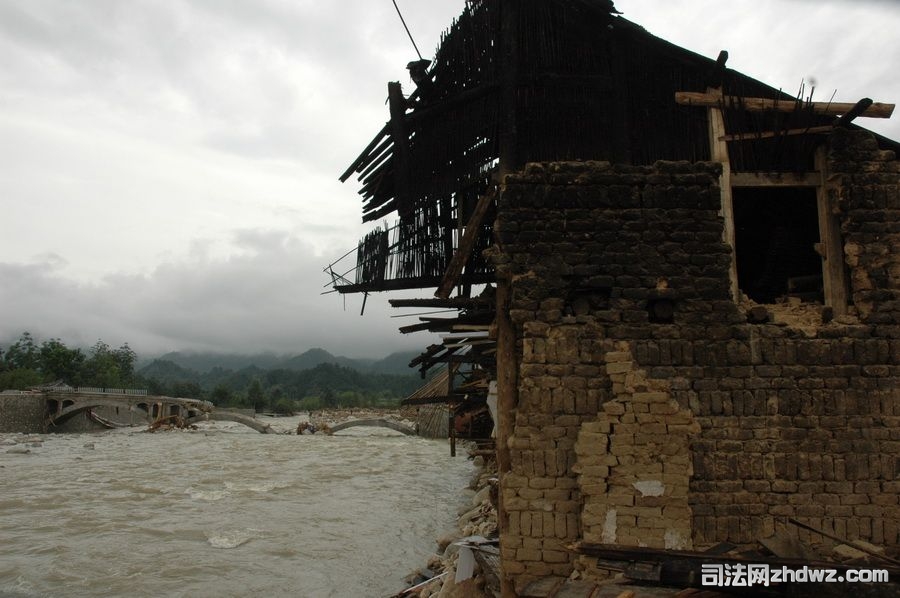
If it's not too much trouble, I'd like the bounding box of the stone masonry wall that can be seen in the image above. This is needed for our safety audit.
[0,393,46,433]
[490,133,900,591]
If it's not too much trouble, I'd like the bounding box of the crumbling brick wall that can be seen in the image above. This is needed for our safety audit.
[491,133,900,590]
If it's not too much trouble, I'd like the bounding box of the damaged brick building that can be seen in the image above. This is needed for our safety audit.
[328,0,900,594]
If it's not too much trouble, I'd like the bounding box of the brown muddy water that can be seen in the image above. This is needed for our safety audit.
[0,418,473,597]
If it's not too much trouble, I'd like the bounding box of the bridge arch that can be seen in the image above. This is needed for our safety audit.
[328,418,416,436]
[186,411,275,434]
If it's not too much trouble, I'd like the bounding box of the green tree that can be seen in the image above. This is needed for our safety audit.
[113,343,137,385]
[170,381,203,400]
[320,388,338,409]
[247,378,266,412]
[39,339,85,385]
[0,368,43,391]
[5,332,39,370]
[209,384,232,406]
[82,340,122,387]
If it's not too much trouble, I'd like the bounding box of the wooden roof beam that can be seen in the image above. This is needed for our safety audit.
[676,91,895,118]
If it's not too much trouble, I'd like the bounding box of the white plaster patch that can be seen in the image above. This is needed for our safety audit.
[664,529,689,550]
[632,480,665,497]
[601,509,617,544]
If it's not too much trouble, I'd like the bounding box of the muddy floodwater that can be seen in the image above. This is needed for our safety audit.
[0,417,473,597]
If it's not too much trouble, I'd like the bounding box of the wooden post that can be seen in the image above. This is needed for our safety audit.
[816,146,848,314]
[388,82,411,217]
[448,363,457,457]
[496,278,518,598]
[449,406,456,457]
[498,0,519,177]
[706,89,740,302]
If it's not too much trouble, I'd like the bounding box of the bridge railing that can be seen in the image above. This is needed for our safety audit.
[72,387,149,396]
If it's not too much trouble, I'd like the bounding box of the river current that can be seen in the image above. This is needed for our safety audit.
[0,417,474,597]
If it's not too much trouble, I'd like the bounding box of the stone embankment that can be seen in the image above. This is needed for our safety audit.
[398,450,499,597]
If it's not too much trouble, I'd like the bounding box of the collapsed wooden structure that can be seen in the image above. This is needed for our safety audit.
[326,1,900,595]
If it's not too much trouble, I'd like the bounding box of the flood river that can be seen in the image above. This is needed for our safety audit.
[0,417,473,597]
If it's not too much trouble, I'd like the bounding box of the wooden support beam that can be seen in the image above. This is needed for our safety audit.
[721,125,833,141]
[676,91,895,118]
[435,192,495,299]
[816,147,849,315]
[730,171,821,187]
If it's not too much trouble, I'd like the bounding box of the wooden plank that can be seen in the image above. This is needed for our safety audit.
[721,125,833,141]
[676,91,895,118]
[816,147,849,315]
[435,191,495,299]
[730,171,820,188]
[573,543,900,580]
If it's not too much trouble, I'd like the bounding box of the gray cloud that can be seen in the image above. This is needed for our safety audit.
[0,230,422,358]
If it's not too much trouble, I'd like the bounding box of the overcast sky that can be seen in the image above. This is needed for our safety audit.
[2,0,899,358]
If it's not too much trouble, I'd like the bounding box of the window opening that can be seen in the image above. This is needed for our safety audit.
[733,187,822,304]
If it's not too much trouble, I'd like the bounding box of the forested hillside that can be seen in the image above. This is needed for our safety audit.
[1,332,420,413]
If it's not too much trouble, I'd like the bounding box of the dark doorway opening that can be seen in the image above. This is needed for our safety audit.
[733,187,822,304]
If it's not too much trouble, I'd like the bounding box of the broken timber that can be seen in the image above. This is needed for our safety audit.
[435,191,496,299]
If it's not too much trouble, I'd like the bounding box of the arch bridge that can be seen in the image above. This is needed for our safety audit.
[44,389,213,430]
[328,418,416,436]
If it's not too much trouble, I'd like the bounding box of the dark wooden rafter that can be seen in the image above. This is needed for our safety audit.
[339,124,390,182]
[835,97,874,127]
[389,296,493,309]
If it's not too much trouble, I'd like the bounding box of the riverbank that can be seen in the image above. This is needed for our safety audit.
[396,447,499,597]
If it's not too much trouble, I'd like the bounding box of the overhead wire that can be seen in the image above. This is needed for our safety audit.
[391,0,423,60]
